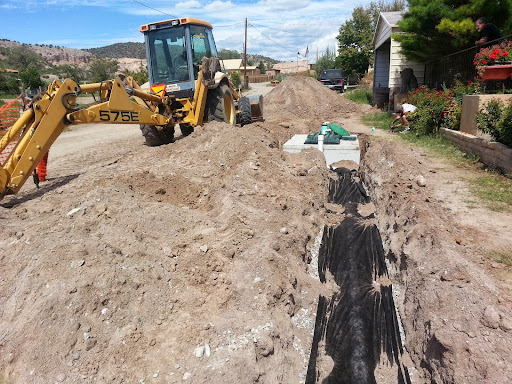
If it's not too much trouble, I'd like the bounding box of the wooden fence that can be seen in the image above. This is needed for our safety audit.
[247,75,276,83]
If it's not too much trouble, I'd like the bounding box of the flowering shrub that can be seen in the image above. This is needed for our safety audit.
[401,80,481,135]
[476,99,512,147]
[473,42,512,67]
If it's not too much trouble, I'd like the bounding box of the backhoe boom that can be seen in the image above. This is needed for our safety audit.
[0,78,175,200]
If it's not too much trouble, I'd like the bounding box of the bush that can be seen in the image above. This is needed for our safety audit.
[476,99,512,147]
[401,80,481,136]
[344,87,372,104]
[230,72,241,88]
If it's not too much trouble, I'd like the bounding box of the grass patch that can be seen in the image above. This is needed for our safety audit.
[400,134,480,164]
[0,93,21,100]
[488,248,512,266]
[344,88,372,105]
[470,174,512,211]
[361,112,393,131]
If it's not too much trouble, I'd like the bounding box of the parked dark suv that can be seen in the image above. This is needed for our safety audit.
[319,69,345,92]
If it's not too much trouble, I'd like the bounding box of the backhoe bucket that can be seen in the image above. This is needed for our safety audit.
[249,95,264,122]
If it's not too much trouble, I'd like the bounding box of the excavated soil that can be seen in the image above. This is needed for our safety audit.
[1,76,511,384]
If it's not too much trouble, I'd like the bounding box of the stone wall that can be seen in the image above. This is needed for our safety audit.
[441,128,512,176]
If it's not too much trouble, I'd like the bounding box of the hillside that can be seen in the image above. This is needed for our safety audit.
[247,53,280,65]
[0,39,280,70]
[85,42,146,59]
[0,39,94,66]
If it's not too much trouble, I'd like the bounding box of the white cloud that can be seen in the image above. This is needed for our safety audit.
[176,0,201,9]
[204,1,235,13]
[256,0,310,12]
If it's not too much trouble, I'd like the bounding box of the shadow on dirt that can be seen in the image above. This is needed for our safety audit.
[0,174,80,208]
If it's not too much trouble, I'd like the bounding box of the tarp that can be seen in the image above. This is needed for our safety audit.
[304,131,341,145]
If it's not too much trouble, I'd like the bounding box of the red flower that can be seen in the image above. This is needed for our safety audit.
[483,60,487,64]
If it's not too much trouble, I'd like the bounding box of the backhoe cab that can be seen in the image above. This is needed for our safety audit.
[139,17,262,146]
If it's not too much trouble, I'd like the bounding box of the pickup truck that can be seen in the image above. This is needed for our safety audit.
[319,69,345,92]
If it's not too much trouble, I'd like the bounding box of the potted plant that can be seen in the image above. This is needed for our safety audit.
[474,41,512,80]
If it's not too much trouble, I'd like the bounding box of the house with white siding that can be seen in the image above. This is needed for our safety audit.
[221,59,260,76]
[372,11,424,108]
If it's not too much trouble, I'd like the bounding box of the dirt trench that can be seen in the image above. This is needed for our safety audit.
[0,76,511,384]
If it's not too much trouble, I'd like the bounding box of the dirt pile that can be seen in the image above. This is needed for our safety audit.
[0,117,334,383]
[263,76,363,143]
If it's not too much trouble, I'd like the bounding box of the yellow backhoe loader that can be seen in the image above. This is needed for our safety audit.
[0,17,263,201]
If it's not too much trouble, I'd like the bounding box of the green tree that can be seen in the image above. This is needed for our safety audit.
[19,65,44,90]
[336,0,405,76]
[6,46,44,70]
[124,65,149,86]
[395,0,512,61]
[218,49,241,59]
[258,61,266,74]
[88,58,119,82]
[54,64,85,83]
[314,47,336,75]
[0,71,21,95]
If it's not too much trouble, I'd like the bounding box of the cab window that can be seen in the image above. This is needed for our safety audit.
[190,25,214,65]
[149,26,190,83]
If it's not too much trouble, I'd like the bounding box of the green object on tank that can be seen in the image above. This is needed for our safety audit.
[328,123,350,137]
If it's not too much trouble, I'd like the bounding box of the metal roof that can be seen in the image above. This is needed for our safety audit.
[381,11,405,27]
[372,10,406,47]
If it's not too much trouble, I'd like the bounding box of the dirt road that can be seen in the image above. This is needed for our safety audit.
[1,76,511,384]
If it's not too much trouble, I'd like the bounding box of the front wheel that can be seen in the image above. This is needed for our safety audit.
[204,84,236,125]
[140,125,174,147]
[238,96,252,127]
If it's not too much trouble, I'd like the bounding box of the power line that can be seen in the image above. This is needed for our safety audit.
[250,23,315,38]
[248,22,299,55]
[131,0,178,18]
[215,22,245,28]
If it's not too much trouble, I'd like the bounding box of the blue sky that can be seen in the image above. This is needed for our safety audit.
[0,0,375,62]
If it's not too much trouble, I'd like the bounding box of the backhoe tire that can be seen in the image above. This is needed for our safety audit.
[140,125,174,147]
[180,123,194,137]
[205,84,236,126]
[238,96,252,127]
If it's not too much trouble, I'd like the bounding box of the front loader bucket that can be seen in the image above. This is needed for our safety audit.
[249,95,264,122]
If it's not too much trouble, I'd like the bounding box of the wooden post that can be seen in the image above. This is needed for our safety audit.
[244,18,248,89]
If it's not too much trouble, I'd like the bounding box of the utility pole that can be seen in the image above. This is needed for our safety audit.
[243,18,248,89]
